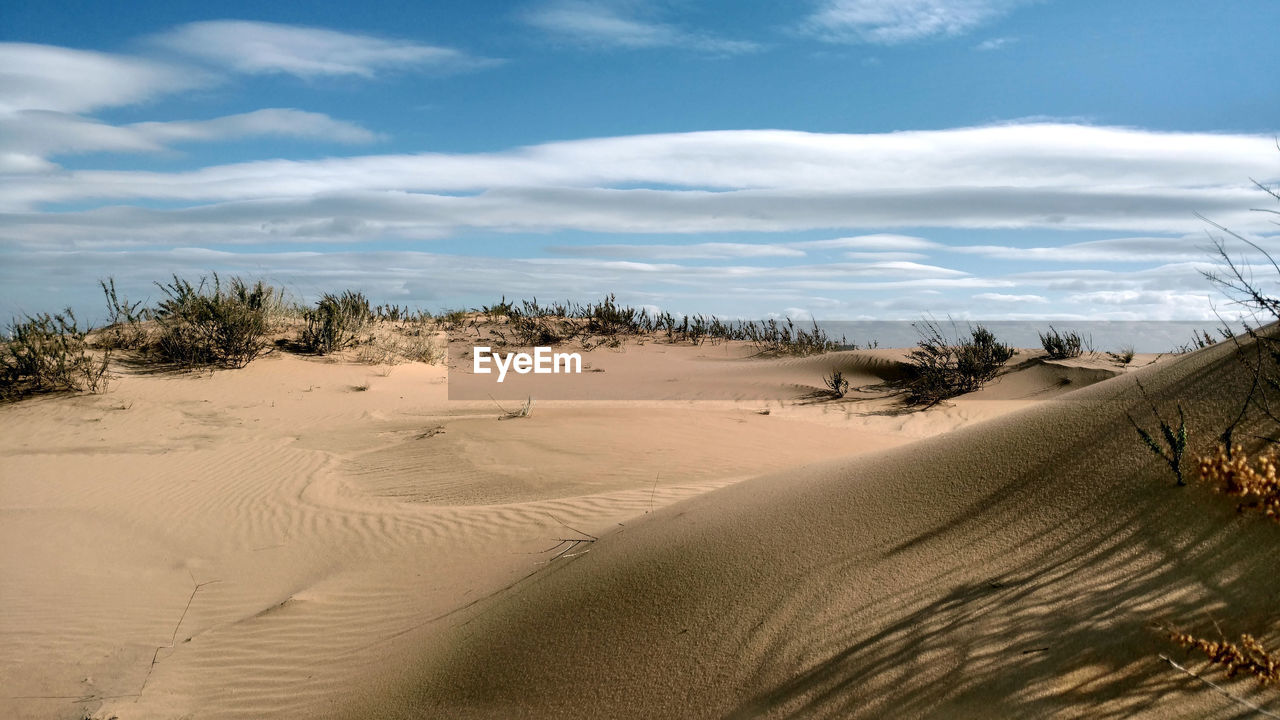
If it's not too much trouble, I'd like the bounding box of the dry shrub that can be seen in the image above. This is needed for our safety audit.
[900,320,1014,405]
[354,323,444,366]
[1170,630,1280,685]
[824,369,850,398]
[301,291,371,355]
[152,274,274,368]
[1039,326,1085,359]
[2,310,110,398]
[1197,445,1280,522]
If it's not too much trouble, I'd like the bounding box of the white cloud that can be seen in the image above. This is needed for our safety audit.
[796,234,941,250]
[973,292,1048,303]
[800,0,1029,44]
[547,241,807,259]
[5,124,1274,238]
[152,20,487,77]
[546,234,936,259]
[0,43,201,114]
[0,109,379,167]
[130,109,381,144]
[520,1,759,54]
[951,234,1280,264]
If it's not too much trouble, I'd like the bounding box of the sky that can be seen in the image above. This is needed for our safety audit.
[1,0,1278,323]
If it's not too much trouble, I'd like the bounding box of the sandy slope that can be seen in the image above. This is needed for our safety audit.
[342,340,1280,719]
[1,340,1252,720]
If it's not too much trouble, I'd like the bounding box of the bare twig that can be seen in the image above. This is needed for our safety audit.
[1158,654,1280,719]
[544,512,598,541]
[137,573,220,701]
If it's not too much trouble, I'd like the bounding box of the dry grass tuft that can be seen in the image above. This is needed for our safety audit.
[1107,345,1136,366]
[1197,445,1280,522]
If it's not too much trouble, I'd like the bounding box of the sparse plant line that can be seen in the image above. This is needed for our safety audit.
[824,369,850,398]
[1127,379,1187,486]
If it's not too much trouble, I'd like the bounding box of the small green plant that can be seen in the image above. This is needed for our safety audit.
[152,274,273,369]
[301,291,371,355]
[824,369,850,398]
[1127,380,1187,486]
[2,310,110,398]
[1039,326,1085,359]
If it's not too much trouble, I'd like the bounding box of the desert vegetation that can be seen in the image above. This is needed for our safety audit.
[897,319,1015,405]
[150,274,277,369]
[1168,631,1279,686]
[1038,326,1086,359]
[302,290,372,355]
[1197,445,1280,522]
[98,278,150,350]
[1106,345,1136,366]
[823,369,850,398]
[484,294,844,355]
[1144,178,1280,694]
[1127,380,1188,486]
[0,310,110,398]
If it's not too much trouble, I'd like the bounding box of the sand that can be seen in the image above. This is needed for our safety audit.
[1,338,1275,719]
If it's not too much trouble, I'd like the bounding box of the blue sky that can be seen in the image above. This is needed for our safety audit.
[1,0,1277,322]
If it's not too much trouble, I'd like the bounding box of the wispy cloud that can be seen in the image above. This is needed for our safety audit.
[0,35,395,172]
[0,108,379,169]
[973,292,1048,303]
[131,109,381,144]
[520,1,760,54]
[152,20,493,77]
[0,43,201,114]
[800,0,1030,44]
[950,234,1280,264]
[548,241,806,259]
[547,234,936,259]
[974,36,1017,51]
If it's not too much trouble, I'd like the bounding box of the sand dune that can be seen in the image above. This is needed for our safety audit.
[2,340,1272,720]
[343,341,1279,719]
